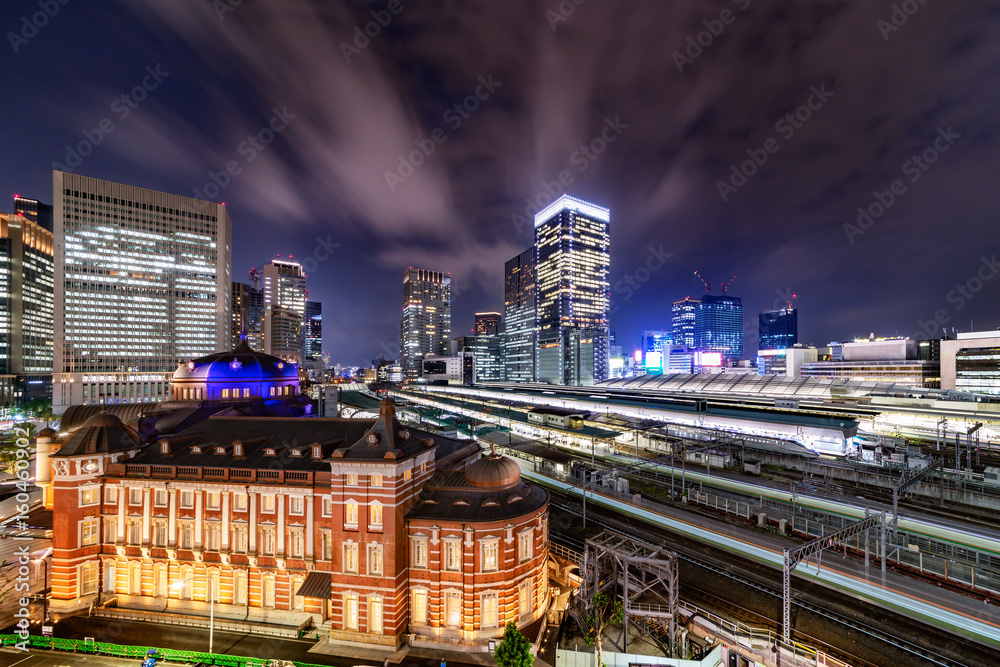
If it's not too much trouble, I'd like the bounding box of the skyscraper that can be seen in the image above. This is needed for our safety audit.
[14,195,53,232]
[52,171,231,411]
[260,258,307,359]
[759,308,798,351]
[504,247,536,383]
[474,312,501,336]
[696,294,744,362]
[400,268,451,381]
[671,297,700,347]
[534,195,610,385]
[263,304,303,362]
[305,300,323,360]
[0,211,54,403]
[231,281,264,350]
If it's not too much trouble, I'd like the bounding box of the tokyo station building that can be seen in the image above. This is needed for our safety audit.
[42,344,550,649]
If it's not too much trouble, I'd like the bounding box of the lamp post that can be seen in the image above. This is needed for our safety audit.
[172,575,216,654]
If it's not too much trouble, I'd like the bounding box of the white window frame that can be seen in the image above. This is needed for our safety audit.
[79,487,100,507]
[411,537,428,568]
[412,588,428,625]
[444,539,462,572]
[482,591,499,628]
[345,500,358,528]
[180,490,194,509]
[369,502,383,529]
[518,529,534,563]
[104,485,118,504]
[518,579,532,618]
[80,516,99,547]
[233,493,248,512]
[344,592,359,630]
[79,561,98,596]
[367,543,383,576]
[482,538,499,572]
[369,595,384,633]
[261,494,276,513]
[289,496,304,515]
[206,491,221,510]
[154,489,168,507]
[344,541,359,573]
[321,497,333,517]
[129,487,143,505]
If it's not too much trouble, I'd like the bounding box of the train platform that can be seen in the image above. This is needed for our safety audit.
[529,468,1000,650]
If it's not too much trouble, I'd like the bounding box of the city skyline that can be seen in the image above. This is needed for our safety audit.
[1,2,997,366]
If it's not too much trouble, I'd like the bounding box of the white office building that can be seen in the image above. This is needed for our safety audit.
[52,171,231,412]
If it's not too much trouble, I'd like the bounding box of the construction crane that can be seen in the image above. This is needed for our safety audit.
[719,275,737,294]
[786,293,798,310]
[693,270,711,293]
[248,254,284,289]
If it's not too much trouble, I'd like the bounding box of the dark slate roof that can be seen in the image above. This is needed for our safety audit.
[125,409,465,471]
[52,411,143,458]
[173,337,298,383]
[406,464,548,523]
[61,403,151,431]
[295,571,333,599]
[331,399,435,461]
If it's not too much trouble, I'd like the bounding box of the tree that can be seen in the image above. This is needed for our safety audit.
[584,591,623,667]
[494,621,533,667]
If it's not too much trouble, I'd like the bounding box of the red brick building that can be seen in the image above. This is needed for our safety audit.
[47,397,549,649]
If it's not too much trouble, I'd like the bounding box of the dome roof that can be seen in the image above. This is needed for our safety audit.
[173,338,298,383]
[465,452,521,488]
[52,410,142,458]
[36,426,56,438]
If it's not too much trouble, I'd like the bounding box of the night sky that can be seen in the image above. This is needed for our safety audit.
[3,1,999,366]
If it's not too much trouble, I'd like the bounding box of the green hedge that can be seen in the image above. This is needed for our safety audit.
[0,634,329,667]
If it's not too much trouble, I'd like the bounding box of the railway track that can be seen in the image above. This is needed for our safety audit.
[548,490,999,667]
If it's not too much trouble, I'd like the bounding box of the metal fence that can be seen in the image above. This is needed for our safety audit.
[0,634,326,667]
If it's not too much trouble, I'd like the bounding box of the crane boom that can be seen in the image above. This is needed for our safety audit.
[693,270,711,292]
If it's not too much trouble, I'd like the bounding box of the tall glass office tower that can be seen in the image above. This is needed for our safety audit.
[534,195,610,386]
[0,212,54,374]
[400,268,451,381]
[759,308,798,351]
[504,248,536,383]
[261,259,307,359]
[52,171,231,411]
[696,294,744,362]
[671,297,700,347]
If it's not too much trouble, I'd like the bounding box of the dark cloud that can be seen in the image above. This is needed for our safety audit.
[1,0,997,364]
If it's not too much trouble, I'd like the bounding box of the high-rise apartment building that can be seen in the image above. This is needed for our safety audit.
[671,297,700,348]
[305,300,323,360]
[231,281,265,350]
[400,268,451,381]
[695,294,744,362]
[504,248,536,383]
[0,211,54,403]
[758,308,798,351]
[534,195,610,386]
[52,171,231,412]
[474,312,501,336]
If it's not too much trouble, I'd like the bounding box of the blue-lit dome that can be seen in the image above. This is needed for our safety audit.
[171,338,299,401]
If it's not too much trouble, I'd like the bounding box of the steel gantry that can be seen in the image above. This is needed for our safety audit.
[891,458,944,534]
[782,514,882,643]
[580,531,680,656]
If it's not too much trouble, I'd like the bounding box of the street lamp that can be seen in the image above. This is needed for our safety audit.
[172,575,216,654]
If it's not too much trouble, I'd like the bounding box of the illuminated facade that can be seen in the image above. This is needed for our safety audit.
[231,282,264,350]
[46,400,546,650]
[695,294,744,362]
[454,335,505,383]
[941,331,1000,393]
[534,195,610,386]
[474,312,501,336]
[14,195,53,231]
[671,297,700,348]
[305,301,323,360]
[758,308,797,351]
[400,268,451,381]
[504,248,536,383]
[52,172,231,412]
[261,259,306,359]
[0,212,54,376]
